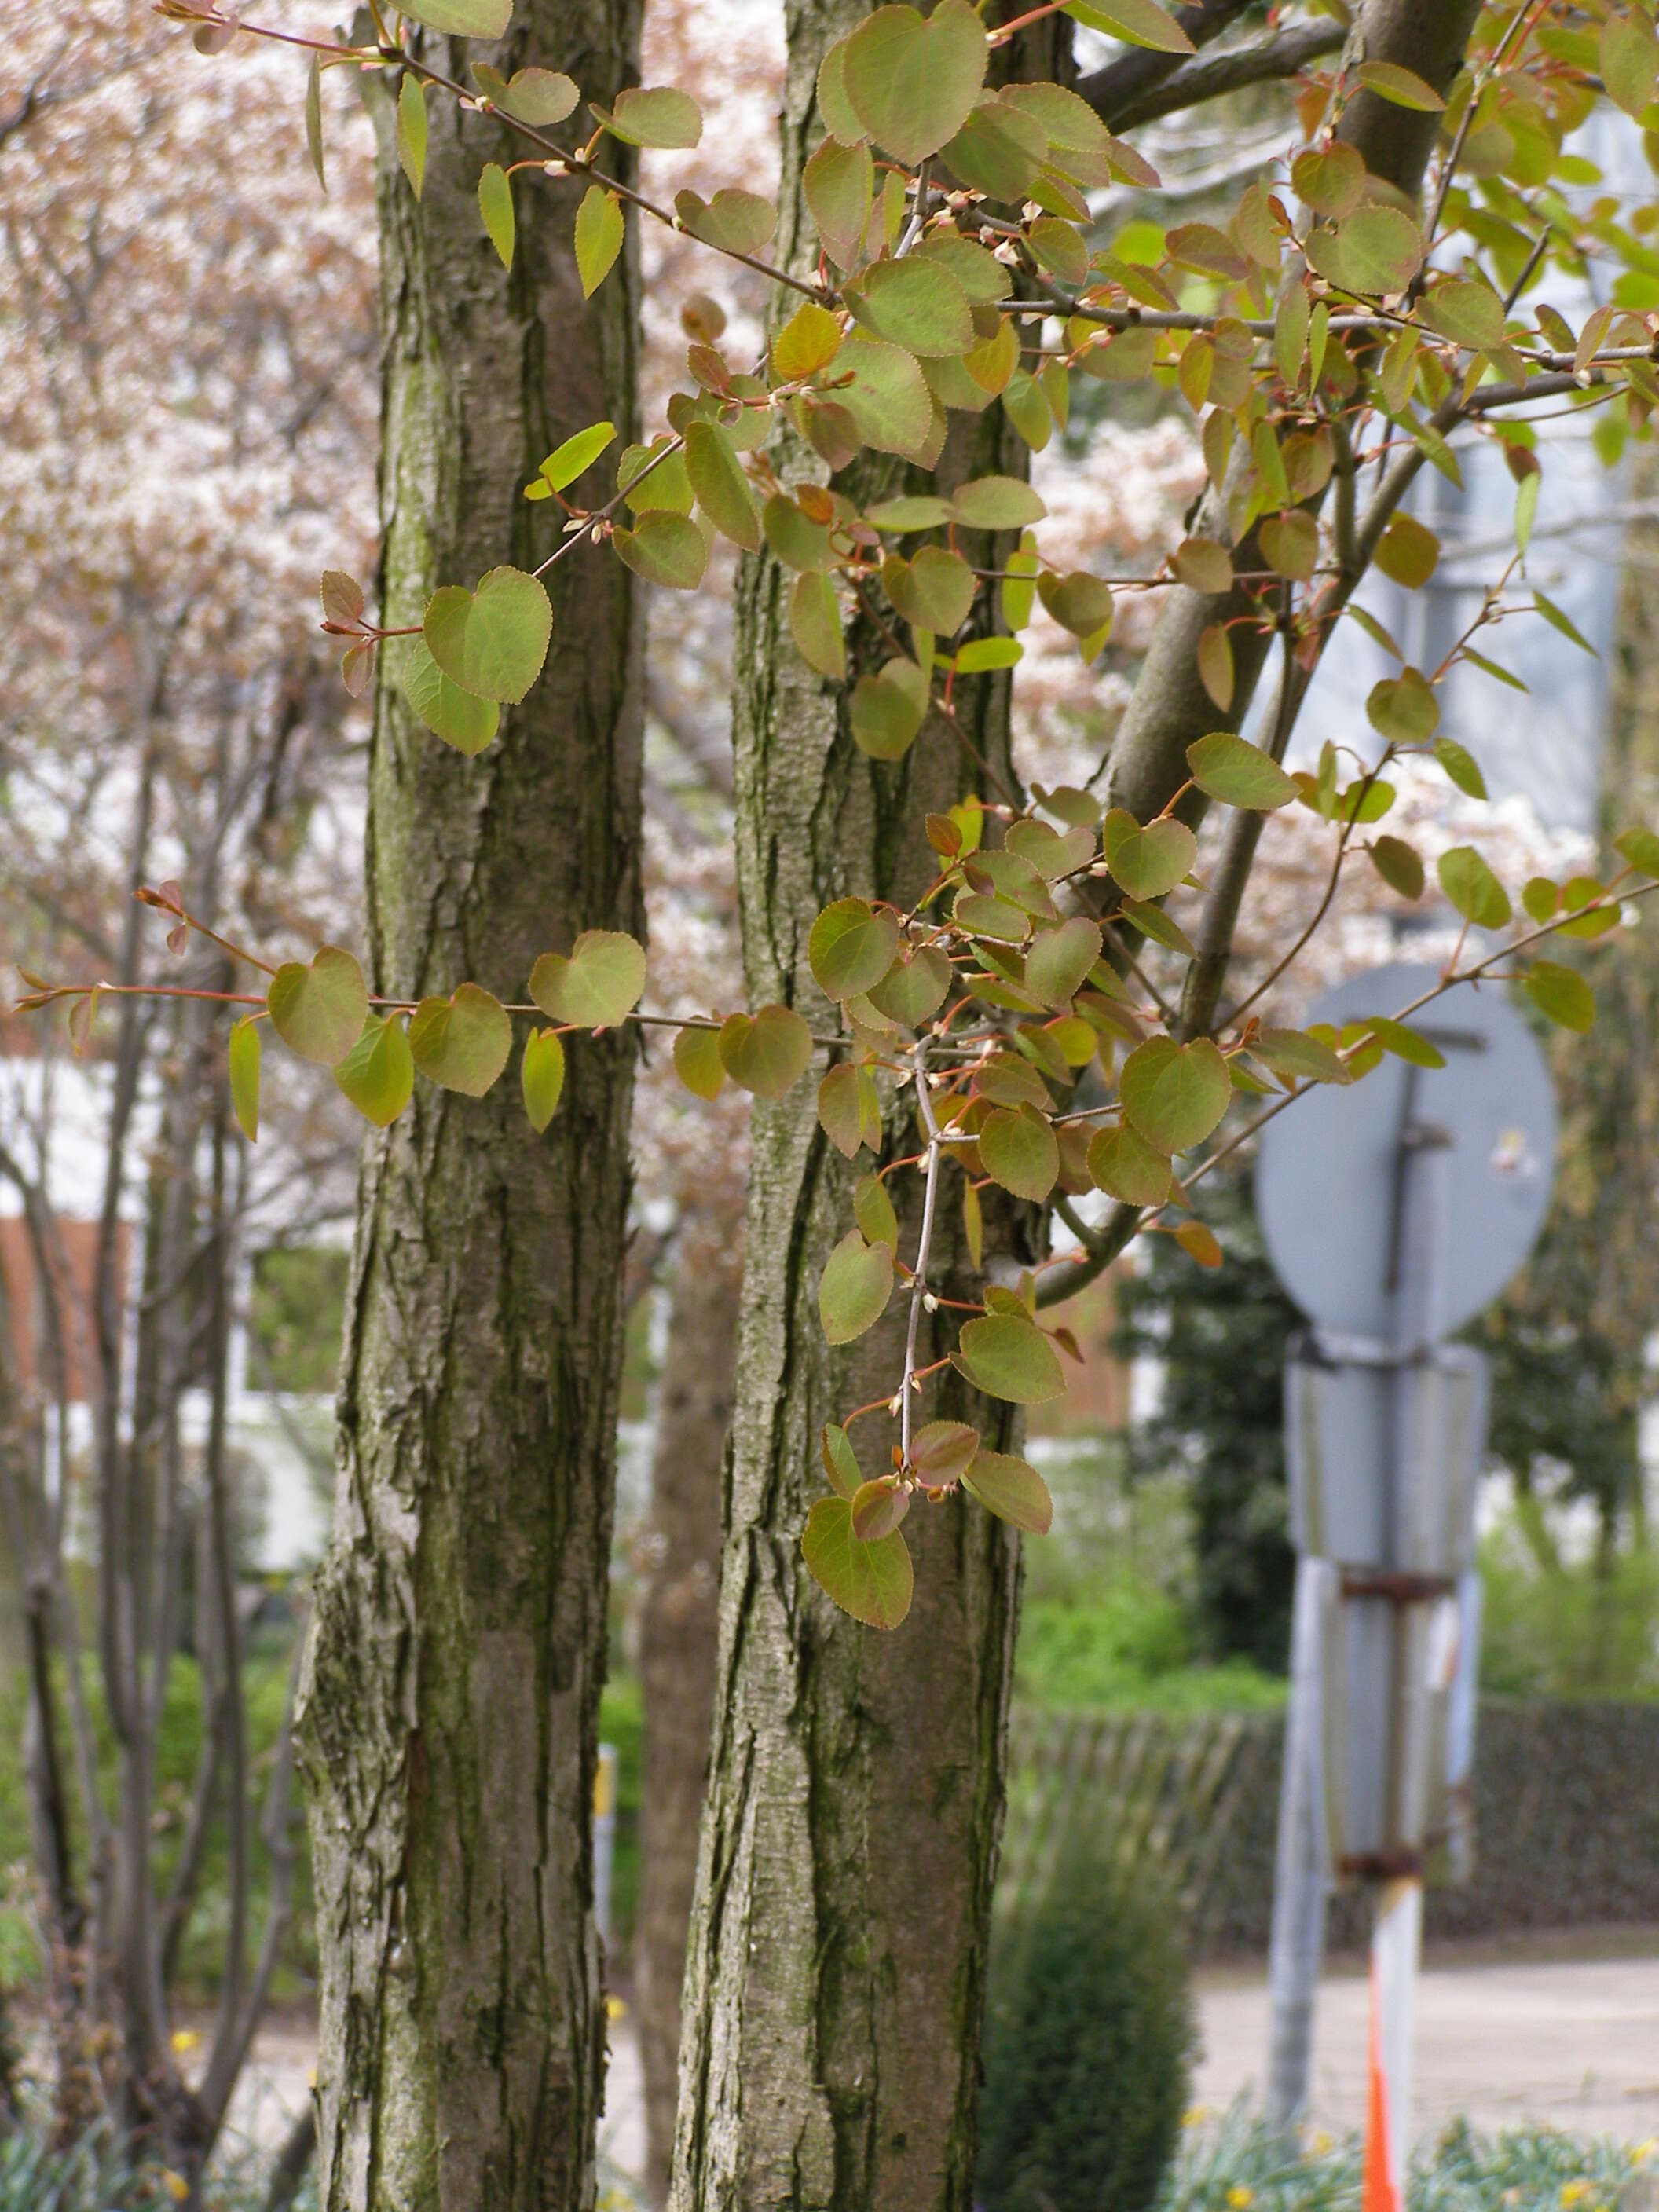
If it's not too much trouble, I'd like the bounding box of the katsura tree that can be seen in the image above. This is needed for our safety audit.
[26,0,1659,2203]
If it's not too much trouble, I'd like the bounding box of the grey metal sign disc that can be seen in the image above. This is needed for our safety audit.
[1254,962,1556,1340]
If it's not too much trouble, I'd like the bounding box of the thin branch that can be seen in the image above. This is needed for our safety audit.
[899,1044,946,1469]
[1036,1197,1142,1310]
[262,2110,317,2212]
[1177,610,1305,1043]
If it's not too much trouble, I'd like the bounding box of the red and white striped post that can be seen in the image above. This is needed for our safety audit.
[1364,1876,1421,2212]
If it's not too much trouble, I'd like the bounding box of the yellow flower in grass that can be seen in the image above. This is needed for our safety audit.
[170,2027,201,2056]
[1636,2141,1657,2164]
[1560,2182,1593,2207]
[605,1993,628,2021]
[160,2173,189,2204]
[1307,2130,1335,2156]
[1181,2106,1210,2129]
[1226,2188,1255,2208]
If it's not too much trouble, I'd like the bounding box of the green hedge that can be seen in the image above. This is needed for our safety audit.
[1005,1700,1659,1957]
[980,1837,1194,2212]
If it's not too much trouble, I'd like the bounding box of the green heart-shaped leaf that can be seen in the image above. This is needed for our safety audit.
[478,161,515,270]
[575,184,624,297]
[536,419,617,496]
[821,1423,863,1501]
[773,296,848,383]
[1186,732,1296,811]
[1103,808,1196,898]
[494,67,579,124]
[228,1018,261,1144]
[673,186,775,256]
[600,85,702,149]
[1306,204,1423,298]
[1068,0,1193,53]
[1037,569,1113,640]
[819,1064,864,1158]
[408,982,511,1097]
[853,1174,899,1254]
[851,1476,910,1542]
[802,137,873,272]
[334,1015,415,1128]
[1023,916,1101,1009]
[910,1419,979,1487]
[809,899,902,1002]
[529,930,646,1028]
[865,944,950,1027]
[1119,1035,1230,1155]
[979,1104,1059,1202]
[802,1496,913,1628]
[949,475,1046,532]
[399,639,500,756]
[613,509,709,591]
[838,335,935,462]
[819,1229,894,1346]
[1437,845,1511,930]
[1086,1125,1171,1206]
[1367,668,1439,744]
[521,1027,566,1131]
[1369,836,1426,901]
[1424,278,1504,350]
[1248,1027,1350,1087]
[718,1004,812,1100]
[884,546,975,636]
[840,0,986,165]
[955,1313,1064,1404]
[789,572,846,682]
[672,1025,726,1101]
[1356,1016,1445,1070]
[850,657,928,760]
[397,0,511,39]
[684,420,760,553]
[423,566,552,705]
[267,946,368,1068]
[961,1449,1052,1533]
[940,95,1047,202]
[1524,959,1595,1033]
[848,256,974,358]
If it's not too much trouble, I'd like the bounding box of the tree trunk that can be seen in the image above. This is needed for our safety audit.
[636,1217,740,2207]
[670,12,1062,2207]
[295,5,644,2207]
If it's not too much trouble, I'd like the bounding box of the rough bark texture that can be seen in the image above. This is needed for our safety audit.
[295,7,643,2207]
[669,10,1064,2210]
[636,1221,741,2208]
[1102,0,1483,828]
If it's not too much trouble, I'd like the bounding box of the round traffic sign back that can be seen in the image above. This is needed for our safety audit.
[1254,963,1556,1341]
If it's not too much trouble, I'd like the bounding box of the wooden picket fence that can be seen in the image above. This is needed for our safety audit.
[998,1708,1280,1951]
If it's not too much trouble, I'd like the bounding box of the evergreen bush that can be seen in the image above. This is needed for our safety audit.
[978,1837,1195,2212]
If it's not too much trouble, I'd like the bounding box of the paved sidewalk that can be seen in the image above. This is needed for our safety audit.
[1191,1954,1659,2144]
[218,1948,1659,2186]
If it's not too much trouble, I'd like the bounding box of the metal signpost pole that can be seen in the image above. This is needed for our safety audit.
[1265,1557,1331,2136]
[1255,963,1557,2192]
[1365,1082,1456,2212]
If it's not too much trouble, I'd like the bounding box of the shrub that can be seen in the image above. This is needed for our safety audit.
[978,1837,1195,2212]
